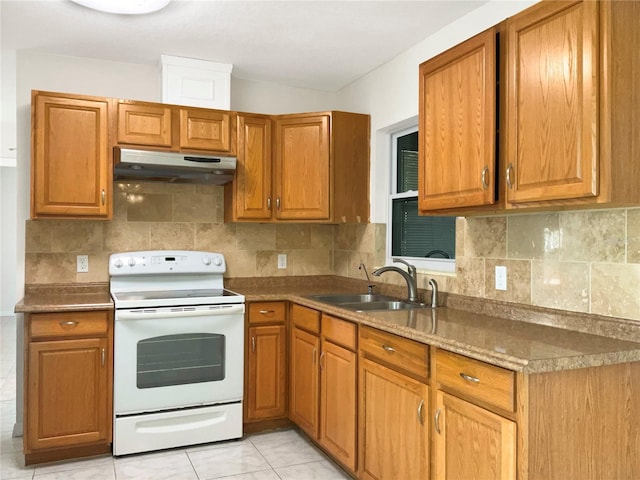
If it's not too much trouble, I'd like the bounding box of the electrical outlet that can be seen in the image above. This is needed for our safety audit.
[277,254,287,269]
[495,265,507,290]
[77,255,89,273]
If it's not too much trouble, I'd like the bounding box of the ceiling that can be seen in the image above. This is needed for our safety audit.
[1,0,488,92]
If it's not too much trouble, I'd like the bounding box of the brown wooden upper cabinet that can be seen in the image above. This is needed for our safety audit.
[419,0,640,214]
[31,91,112,219]
[225,111,370,223]
[117,100,234,154]
[418,28,497,212]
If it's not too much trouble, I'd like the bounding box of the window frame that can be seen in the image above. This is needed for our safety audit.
[386,125,456,274]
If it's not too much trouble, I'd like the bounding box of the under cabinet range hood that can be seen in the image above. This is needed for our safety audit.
[114,147,236,185]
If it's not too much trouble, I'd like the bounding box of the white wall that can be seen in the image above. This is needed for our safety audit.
[0,166,17,315]
[336,0,538,223]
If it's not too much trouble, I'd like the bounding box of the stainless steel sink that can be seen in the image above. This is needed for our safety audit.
[307,293,431,311]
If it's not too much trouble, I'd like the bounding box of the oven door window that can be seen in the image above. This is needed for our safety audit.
[137,333,225,388]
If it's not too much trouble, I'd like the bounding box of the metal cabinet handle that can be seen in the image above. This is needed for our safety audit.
[506,163,514,189]
[259,310,275,315]
[460,372,480,383]
[435,408,442,434]
[59,321,79,327]
[319,351,325,369]
[267,197,272,210]
[481,166,489,190]
[101,189,106,205]
[382,344,396,353]
[101,348,105,367]
[417,399,425,425]
[276,197,281,210]
[251,336,256,353]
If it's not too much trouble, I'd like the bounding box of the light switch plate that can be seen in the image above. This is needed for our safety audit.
[77,255,89,273]
[277,254,287,269]
[495,265,507,290]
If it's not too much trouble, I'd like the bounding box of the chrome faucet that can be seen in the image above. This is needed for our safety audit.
[428,278,438,308]
[372,258,418,303]
[358,262,375,294]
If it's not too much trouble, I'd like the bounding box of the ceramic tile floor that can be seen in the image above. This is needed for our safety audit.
[0,316,351,480]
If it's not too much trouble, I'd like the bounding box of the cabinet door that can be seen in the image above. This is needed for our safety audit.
[319,340,357,472]
[246,325,286,421]
[117,102,172,147]
[179,108,231,152]
[505,1,599,204]
[275,115,330,220]
[418,28,496,211]
[27,338,110,451]
[289,327,319,437]
[434,391,516,480]
[359,358,428,480]
[32,94,111,218]
[231,114,273,220]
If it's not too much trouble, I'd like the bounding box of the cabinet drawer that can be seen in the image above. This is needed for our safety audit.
[291,304,320,334]
[322,314,356,351]
[359,326,428,381]
[30,311,109,339]
[436,349,515,412]
[248,302,287,324]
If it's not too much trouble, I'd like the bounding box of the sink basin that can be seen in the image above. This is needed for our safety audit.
[340,301,429,311]
[307,293,431,312]
[307,293,397,304]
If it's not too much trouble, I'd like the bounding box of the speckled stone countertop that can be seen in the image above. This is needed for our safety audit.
[229,276,640,374]
[14,283,113,313]
[14,277,640,374]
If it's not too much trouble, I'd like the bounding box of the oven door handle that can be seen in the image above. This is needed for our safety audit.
[116,304,244,320]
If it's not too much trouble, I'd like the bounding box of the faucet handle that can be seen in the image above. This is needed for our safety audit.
[391,258,417,277]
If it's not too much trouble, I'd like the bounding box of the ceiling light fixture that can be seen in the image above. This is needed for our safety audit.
[70,0,171,15]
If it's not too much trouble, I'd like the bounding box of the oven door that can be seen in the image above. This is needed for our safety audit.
[114,304,244,415]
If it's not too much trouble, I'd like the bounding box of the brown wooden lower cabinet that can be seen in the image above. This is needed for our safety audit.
[359,357,429,480]
[289,325,320,437]
[24,310,113,465]
[434,391,516,480]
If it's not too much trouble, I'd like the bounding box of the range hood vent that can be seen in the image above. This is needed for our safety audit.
[114,147,236,185]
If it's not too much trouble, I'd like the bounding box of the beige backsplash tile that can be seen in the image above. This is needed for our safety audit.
[335,224,358,250]
[507,213,560,260]
[235,224,276,250]
[148,223,195,250]
[50,221,104,253]
[103,222,150,251]
[333,250,350,277]
[591,263,640,320]
[373,223,386,267]
[172,193,221,223]
[25,220,52,253]
[276,224,311,249]
[256,250,290,277]
[224,249,257,277]
[25,253,76,284]
[356,223,375,254]
[310,224,335,249]
[531,260,589,312]
[195,223,237,251]
[484,258,531,304]
[449,257,484,297]
[116,181,194,195]
[627,208,640,264]
[559,209,626,263]
[76,252,110,283]
[126,193,173,222]
[464,216,506,258]
[291,249,332,275]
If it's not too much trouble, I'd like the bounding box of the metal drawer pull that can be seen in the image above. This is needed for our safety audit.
[506,163,514,189]
[481,166,489,190]
[276,197,281,210]
[59,321,79,327]
[259,310,275,314]
[460,372,480,383]
[382,344,396,353]
[101,348,105,367]
[417,399,424,425]
[435,408,442,435]
[267,197,272,210]
[251,336,256,353]
[101,189,106,205]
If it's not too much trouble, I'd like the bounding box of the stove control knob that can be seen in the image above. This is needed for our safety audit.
[127,257,136,267]
[114,258,123,268]
[203,257,212,266]
[213,256,223,266]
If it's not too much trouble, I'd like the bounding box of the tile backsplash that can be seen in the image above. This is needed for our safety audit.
[24,182,640,321]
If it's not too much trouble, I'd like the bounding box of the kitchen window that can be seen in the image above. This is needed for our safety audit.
[387,127,456,273]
